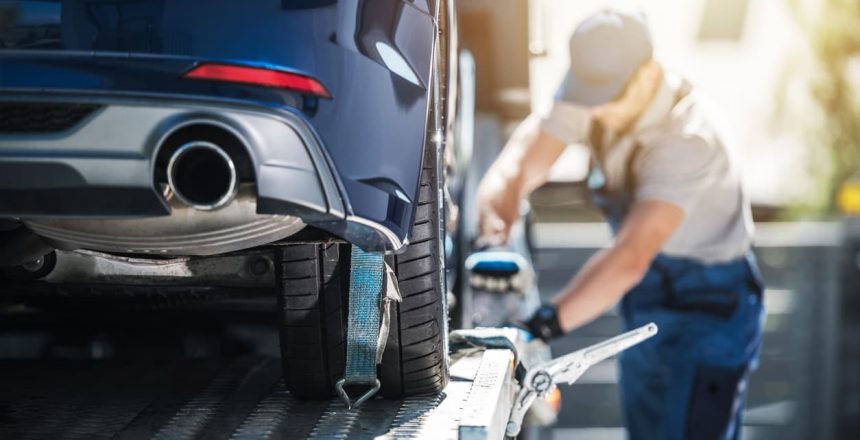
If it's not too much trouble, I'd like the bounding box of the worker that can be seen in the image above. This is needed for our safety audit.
[477,9,765,440]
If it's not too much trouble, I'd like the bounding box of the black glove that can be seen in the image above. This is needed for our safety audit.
[524,303,565,342]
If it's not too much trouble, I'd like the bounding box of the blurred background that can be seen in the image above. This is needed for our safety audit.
[455,0,860,439]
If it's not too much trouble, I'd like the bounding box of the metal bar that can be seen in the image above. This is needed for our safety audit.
[458,349,517,440]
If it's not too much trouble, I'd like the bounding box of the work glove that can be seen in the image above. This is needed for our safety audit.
[519,303,565,342]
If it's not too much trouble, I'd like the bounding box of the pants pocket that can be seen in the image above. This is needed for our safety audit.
[684,364,746,440]
[666,289,739,320]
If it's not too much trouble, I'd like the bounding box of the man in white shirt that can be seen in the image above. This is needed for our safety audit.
[477,9,765,440]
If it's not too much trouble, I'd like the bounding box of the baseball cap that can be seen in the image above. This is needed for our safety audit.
[557,9,653,106]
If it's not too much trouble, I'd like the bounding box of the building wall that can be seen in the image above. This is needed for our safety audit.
[456,0,531,117]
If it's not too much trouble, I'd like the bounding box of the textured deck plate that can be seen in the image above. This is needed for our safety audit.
[304,348,516,440]
[0,348,518,439]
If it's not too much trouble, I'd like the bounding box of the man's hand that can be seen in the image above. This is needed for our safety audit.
[553,199,684,333]
[522,303,564,341]
[477,116,569,245]
[476,173,520,248]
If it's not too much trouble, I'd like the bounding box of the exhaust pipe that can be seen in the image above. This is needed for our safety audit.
[167,141,239,211]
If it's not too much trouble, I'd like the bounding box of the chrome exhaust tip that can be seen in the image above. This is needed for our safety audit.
[166,141,239,211]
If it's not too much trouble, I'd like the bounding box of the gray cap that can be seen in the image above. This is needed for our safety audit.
[558,9,653,106]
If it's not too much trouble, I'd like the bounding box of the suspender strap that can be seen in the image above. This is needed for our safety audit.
[620,82,693,197]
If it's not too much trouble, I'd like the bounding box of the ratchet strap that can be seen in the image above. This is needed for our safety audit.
[336,246,401,409]
[449,328,528,383]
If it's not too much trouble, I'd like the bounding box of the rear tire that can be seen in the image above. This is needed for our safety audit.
[277,145,448,398]
[276,243,349,398]
[378,143,448,397]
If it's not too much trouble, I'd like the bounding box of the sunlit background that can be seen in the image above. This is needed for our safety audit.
[456,0,860,438]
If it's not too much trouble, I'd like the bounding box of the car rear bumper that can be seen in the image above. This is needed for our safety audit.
[0,92,405,251]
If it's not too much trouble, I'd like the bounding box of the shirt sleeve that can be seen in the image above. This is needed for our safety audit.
[634,135,718,213]
[538,100,592,145]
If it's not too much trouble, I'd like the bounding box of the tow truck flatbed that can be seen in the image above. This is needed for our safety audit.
[0,290,656,440]
[0,346,517,439]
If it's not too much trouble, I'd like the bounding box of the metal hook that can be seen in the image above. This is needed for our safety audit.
[335,378,381,410]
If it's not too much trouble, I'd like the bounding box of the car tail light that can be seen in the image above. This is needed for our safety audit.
[184,63,331,99]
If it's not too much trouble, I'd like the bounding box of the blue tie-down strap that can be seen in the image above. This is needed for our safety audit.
[336,246,400,409]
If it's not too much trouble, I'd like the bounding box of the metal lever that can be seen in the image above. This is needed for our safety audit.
[505,323,658,438]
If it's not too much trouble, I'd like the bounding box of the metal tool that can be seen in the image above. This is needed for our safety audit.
[465,250,534,296]
[504,322,659,438]
[465,248,541,328]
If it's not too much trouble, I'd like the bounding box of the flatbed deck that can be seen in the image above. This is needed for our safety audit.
[0,334,516,440]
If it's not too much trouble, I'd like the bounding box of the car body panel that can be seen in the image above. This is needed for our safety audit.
[0,0,440,251]
[0,93,339,219]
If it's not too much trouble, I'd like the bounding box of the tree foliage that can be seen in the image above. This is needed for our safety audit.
[792,0,860,212]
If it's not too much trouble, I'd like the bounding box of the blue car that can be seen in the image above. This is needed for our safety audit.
[0,0,458,399]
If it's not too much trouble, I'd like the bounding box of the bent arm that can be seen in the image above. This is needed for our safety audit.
[476,115,567,244]
[553,199,684,332]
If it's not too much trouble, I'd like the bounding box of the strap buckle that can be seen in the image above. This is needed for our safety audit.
[335,378,381,410]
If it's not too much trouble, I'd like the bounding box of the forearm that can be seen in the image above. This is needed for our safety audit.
[479,119,537,201]
[553,245,650,332]
[477,161,524,214]
[480,116,562,196]
[477,116,566,243]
